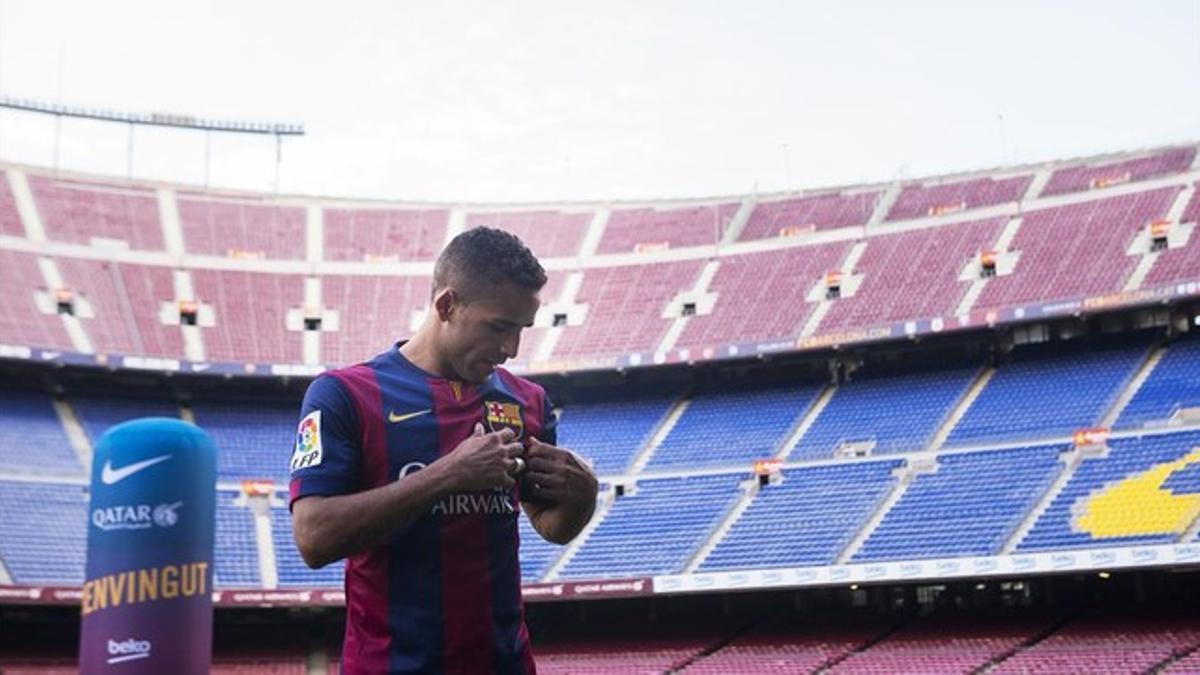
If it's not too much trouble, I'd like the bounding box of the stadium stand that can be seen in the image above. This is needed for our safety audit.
[0,391,82,474]
[945,341,1146,447]
[818,218,1005,332]
[0,170,24,236]
[990,609,1200,673]
[830,610,1056,674]
[70,393,181,442]
[597,203,739,253]
[738,190,880,241]
[673,242,852,351]
[518,514,564,582]
[269,506,344,587]
[0,480,87,583]
[322,206,450,262]
[0,249,72,350]
[29,176,163,250]
[176,193,306,259]
[215,491,262,587]
[851,445,1062,561]
[534,634,711,674]
[558,474,742,579]
[191,269,306,364]
[190,400,296,482]
[1144,188,1200,288]
[464,209,593,258]
[645,381,823,470]
[54,258,184,358]
[556,393,680,476]
[1041,147,1197,197]
[1016,430,1200,552]
[552,260,703,357]
[320,274,430,365]
[793,365,977,460]
[976,187,1181,309]
[1117,337,1200,429]
[885,175,1031,221]
[699,460,902,570]
[682,614,889,673]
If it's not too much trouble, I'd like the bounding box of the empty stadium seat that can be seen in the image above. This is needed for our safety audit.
[0,480,87,584]
[559,475,742,579]
[647,382,823,471]
[1117,337,1200,429]
[557,394,679,475]
[794,366,977,460]
[701,460,902,570]
[215,491,262,588]
[270,505,344,588]
[1017,430,1200,552]
[191,400,297,482]
[852,445,1063,561]
[946,342,1147,447]
[0,391,83,474]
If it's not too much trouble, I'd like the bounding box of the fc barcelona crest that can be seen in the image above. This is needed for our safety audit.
[485,400,523,439]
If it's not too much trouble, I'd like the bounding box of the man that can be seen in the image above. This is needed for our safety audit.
[289,227,599,674]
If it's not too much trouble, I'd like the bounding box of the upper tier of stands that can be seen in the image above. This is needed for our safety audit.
[465,209,592,258]
[30,176,163,250]
[1041,146,1196,197]
[176,192,306,259]
[817,217,1005,333]
[739,190,879,240]
[597,202,739,253]
[885,174,1031,221]
[1,144,1197,367]
[323,206,449,262]
[674,241,851,351]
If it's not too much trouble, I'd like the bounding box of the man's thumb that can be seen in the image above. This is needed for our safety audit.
[473,422,485,436]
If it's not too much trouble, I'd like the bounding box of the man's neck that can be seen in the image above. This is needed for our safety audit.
[398,331,453,380]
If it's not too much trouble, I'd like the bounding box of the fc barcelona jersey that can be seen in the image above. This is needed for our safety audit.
[289,344,556,674]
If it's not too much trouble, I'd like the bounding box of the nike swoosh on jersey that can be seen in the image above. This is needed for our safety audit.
[388,409,433,423]
[100,454,172,485]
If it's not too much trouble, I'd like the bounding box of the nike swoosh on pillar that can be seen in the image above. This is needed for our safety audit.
[388,409,433,424]
[100,455,172,485]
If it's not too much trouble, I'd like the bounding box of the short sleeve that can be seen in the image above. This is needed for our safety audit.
[288,374,362,509]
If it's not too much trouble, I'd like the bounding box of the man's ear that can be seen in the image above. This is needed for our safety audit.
[433,288,457,322]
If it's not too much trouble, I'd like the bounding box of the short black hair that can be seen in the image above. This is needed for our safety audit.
[432,226,547,301]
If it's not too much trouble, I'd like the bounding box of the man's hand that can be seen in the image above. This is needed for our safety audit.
[437,423,526,493]
[521,437,599,544]
[522,437,597,505]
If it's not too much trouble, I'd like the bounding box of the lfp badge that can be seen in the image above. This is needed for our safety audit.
[485,401,524,439]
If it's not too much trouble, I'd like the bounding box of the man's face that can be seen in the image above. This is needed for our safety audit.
[439,281,540,383]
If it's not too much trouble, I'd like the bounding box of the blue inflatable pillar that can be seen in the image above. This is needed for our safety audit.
[78,418,216,673]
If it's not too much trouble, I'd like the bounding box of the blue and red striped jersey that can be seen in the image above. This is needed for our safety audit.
[289,344,555,674]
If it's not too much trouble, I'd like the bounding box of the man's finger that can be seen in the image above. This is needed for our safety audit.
[501,441,526,458]
[525,455,561,474]
[496,427,516,442]
[525,471,564,489]
[473,422,485,437]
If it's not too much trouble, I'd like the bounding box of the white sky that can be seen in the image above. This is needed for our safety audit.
[0,0,1196,203]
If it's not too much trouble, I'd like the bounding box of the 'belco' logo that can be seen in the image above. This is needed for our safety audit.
[106,637,152,664]
[92,502,182,531]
